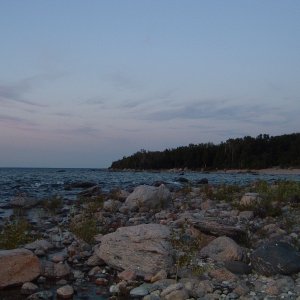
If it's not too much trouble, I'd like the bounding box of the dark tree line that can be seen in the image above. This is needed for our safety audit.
[110,133,300,170]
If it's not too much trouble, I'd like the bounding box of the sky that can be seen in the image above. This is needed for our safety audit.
[0,0,299,168]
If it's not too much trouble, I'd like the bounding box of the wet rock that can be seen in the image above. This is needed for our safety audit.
[95,277,108,286]
[21,282,39,295]
[9,194,40,208]
[251,241,300,276]
[56,285,74,299]
[200,236,244,262]
[0,248,41,288]
[78,185,101,197]
[26,290,53,300]
[125,184,171,211]
[197,178,209,184]
[96,223,173,275]
[42,261,71,279]
[175,177,189,183]
[88,266,101,277]
[64,181,96,190]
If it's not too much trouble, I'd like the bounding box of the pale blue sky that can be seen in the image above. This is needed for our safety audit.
[0,1,299,167]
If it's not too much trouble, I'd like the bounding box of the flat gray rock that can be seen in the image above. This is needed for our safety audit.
[96,223,173,275]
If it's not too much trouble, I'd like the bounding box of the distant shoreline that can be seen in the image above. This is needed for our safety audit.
[109,167,300,175]
[220,168,300,175]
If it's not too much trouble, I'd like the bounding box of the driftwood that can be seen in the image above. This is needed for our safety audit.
[190,218,247,243]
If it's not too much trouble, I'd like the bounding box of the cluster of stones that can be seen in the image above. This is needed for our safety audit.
[1,182,300,299]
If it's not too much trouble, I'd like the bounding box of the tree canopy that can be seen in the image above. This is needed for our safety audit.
[110,133,300,170]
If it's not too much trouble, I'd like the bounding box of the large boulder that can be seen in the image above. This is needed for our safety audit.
[199,236,245,262]
[125,185,171,211]
[251,241,300,276]
[0,249,41,288]
[96,224,173,275]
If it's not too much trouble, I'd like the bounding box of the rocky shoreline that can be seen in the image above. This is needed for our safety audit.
[1,179,300,299]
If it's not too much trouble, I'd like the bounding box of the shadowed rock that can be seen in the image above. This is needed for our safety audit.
[191,218,247,242]
[251,241,300,276]
[224,261,252,274]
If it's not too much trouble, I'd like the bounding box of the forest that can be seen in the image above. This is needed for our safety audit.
[110,133,300,170]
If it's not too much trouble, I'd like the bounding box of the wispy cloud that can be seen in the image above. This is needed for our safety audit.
[0,113,38,128]
[50,112,75,117]
[0,72,64,108]
[135,99,288,126]
[0,83,43,106]
[84,97,106,106]
[55,125,101,137]
[104,71,141,91]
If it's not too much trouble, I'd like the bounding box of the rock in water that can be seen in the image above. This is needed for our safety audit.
[0,249,41,288]
[27,291,53,300]
[9,195,40,208]
[56,285,74,299]
[96,223,173,275]
[41,261,71,279]
[21,282,39,295]
[125,184,171,211]
[251,241,300,276]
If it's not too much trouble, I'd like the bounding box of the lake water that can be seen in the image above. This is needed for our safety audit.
[1,168,300,205]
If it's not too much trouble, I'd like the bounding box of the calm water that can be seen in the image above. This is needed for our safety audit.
[1,168,300,205]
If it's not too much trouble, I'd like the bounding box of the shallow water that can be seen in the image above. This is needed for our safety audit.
[1,168,300,206]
